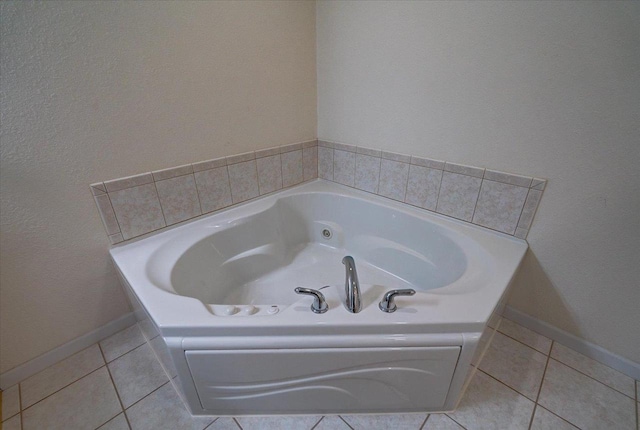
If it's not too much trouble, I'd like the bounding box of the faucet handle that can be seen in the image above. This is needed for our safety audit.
[378,289,416,313]
[295,287,329,314]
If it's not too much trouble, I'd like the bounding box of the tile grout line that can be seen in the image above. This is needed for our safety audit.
[105,193,123,237]
[19,383,23,430]
[495,328,551,356]
[18,358,106,414]
[444,413,468,429]
[190,173,205,218]
[528,340,553,430]
[418,414,430,430]
[533,404,582,430]
[232,417,243,429]
[513,187,531,233]
[123,380,170,412]
[546,356,636,400]
[97,343,132,430]
[152,181,168,229]
[476,367,538,404]
[338,415,355,430]
[309,415,324,430]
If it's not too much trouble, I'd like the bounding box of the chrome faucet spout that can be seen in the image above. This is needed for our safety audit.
[342,256,361,313]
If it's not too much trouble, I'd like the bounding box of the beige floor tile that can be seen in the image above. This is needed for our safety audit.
[2,414,21,430]
[529,406,578,430]
[448,371,534,429]
[108,343,169,408]
[98,413,130,430]
[478,331,548,400]
[138,319,159,341]
[538,359,636,430]
[341,413,427,429]
[206,417,241,429]
[423,414,464,429]
[236,415,322,430]
[1,384,20,420]
[312,416,350,430]
[550,343,635,398]
[21,344,105,408]
[22,367,121,430]
[498,319,552,354]
[125,383,213,430]
[100,324,146,362]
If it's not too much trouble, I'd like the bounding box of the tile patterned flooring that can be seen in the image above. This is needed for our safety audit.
[1,318,638,430]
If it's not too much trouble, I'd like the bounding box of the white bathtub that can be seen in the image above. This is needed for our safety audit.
[111,179,527,415]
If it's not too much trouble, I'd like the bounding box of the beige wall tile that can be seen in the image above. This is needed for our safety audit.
[227,160,259,203]
[152,164,193,182]
[281,149,303,188]
[405,164,442,211]
[256,154,283,195]
[473,180,529,234]
[518,189,543,230]
[104,173,153,193]
[378,159,409,201]
[318,146,334,180]
[194,166,233,213]
[333,149,355,186]
[155,174,202,225]
[436,172,482,222]
[302,146,318,181]
[354,153,381,193]
[109,183,166,240]
[94,194,120,236]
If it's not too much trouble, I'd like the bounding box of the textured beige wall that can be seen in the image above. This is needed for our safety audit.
[0,1,316,373]
[317,1,640,361]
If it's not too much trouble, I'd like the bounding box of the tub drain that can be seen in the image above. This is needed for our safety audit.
[321,228,332,239]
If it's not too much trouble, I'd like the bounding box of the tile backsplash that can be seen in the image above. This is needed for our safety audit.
[91,139,545,243]
[317,140,545,239]
[91,141,318,244]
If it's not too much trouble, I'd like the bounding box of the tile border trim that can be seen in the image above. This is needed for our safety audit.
[503,306,640,380]
[0,312,137,389]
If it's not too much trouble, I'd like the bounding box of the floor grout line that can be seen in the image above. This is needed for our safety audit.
[495,328,552,356]
[502,320,637,400]
[527,340,553,430]
[476,368,537,404]
[444,413,468,429]
[97,343,131,430]
[232,416,243,430]
[123,380,171,412]
[546,356,636,400]
[418,413,430,429]
[19,365,106,415]
[533,404,582,430]
[338,415,355,430]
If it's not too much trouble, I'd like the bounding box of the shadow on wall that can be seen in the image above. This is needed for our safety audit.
[507,250,581,337]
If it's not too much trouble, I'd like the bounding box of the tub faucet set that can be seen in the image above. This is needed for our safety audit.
[295,256,415,314]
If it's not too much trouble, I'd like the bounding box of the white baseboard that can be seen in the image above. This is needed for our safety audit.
[503,306,640,380]
[0,312,136,389]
